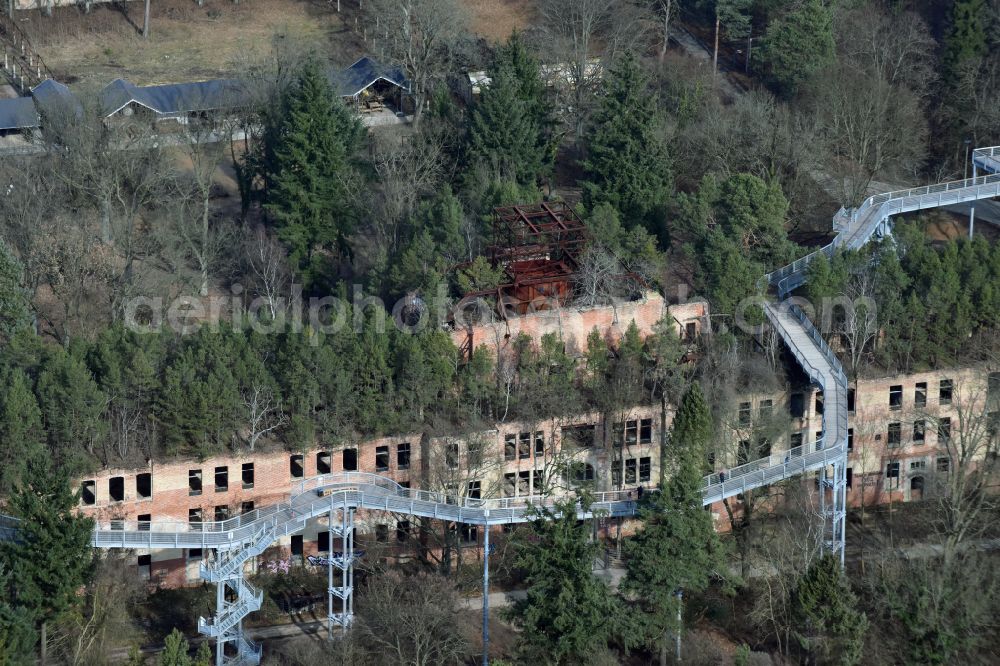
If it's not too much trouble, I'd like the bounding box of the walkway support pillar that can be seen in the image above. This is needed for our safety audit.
[970,164,977,238]
[482,515,490,666]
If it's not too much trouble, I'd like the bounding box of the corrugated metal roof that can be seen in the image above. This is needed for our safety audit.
[0,97,39,131]
[100,77,249,117]
[31,79,82,120]
[330,56,409,98]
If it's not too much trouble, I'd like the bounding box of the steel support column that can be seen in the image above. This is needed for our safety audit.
[482,518,490,666]
[970,164,977,238]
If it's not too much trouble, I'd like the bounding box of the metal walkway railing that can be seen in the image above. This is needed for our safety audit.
[1,146,996,663]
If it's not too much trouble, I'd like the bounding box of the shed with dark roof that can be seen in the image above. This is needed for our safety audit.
[330,56,410,99]
[0,97,39,132]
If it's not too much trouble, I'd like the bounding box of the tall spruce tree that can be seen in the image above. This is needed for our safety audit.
[762,0,835,96]
[265,58,364,289]
[468,64,546,186]
[0,238,32,341]
[507,497,628,664]
[0,367,45,497]
[944,0,988,79]
[622,383,730,665]
[580,52,672,230]
[0,455,94,664]
[792,554,867,665]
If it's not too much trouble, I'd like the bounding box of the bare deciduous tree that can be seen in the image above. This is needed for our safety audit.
[239,383,286,452]
[357,570,471,665]
[364,0,468,125]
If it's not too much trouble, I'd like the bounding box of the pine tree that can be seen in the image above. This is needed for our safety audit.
[792,554,868,665]
[0,367,45,497]
[762,0,835,96]
[507,497,628,664]
[158,629,191,666]
[581,52,672,229]
[944,0,987,78]
[265,58,364,289]
[0,455,94,664]
[35,349,107,475]
[0,238,32,341]
[468,64,546,185]
[622,383,730,665]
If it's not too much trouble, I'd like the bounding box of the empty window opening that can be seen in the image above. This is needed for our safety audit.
[290,454,304,478]
[910,476,924,492]
[396,520,410,542]
[189,508,203,531]
[847,388,856,412]
[790,433,804,449]
[737,440,751,465]
[468,440,484,467]
[109,477,125,502]
[343,448,358,471]
[790,393,805,418]
[990,372,1000,400]
[503,473,516,497]
[136,473,152,499]
[574,463,595,483]
[241,463,254,489]
[81,480,96,505]
[241,501,255,515]
[685,322,697,341]
[639,419,653,444]
[889,385,903,410]
[518,470,531,496]
[815,393,824,415]
[887,423,902,447]
[317,452,331,475]
[759,400,773,420]
[138,555,151,580]
[446,442,459,469]
[937,457,951,473]
[504,434,516,461]
[886,462,900,488]
[138,513,151,532]
[910,460,926,470]
[461,524,478,543]
[738,402,751,427]
[214,506,229,522]
[562,424,596,447]
[188,548,203,560]
[375,524,389,542]
[290,535,303,556]
[915,382,927,408]
[938,417,952,442]
[913,420,926,442]
[397,442,411,470]
[518,432,531,459]
[939,379,953,405]
[318,532,330,552]
[214,466,228,492]
[639,457,651,482]
[468,480,481,500]
[534,432,545,457]
[625,458,637,484]
[375,446,390,472]
[847,428,854,451]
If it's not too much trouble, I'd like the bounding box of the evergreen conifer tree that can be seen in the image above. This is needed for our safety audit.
[623,383,730,665]
[0,455,94,664]
[0,238,32,341]
[468,64,545,185]
[581,52,672,229]
[792,554,868,665]
[507,497,627,664]
[0,368,45,497]
[265,58,364,289]
[762,0,835,96]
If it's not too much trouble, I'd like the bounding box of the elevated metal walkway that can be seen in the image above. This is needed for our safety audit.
[2,146,996,664]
